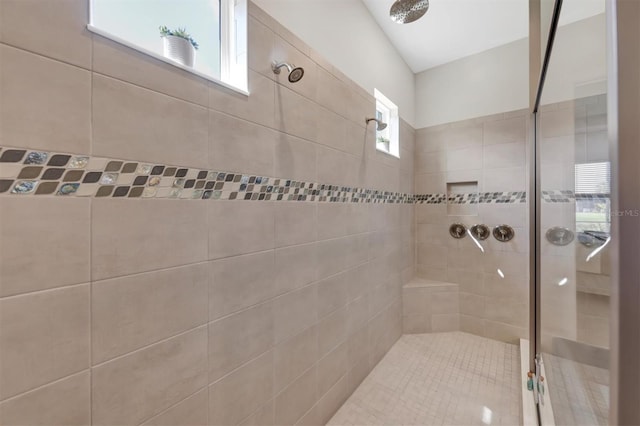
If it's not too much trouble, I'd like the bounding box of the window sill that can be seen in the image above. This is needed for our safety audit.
[376,146,400,159]
[87,25,249,96]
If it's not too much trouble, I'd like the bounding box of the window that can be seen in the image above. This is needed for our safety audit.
[374,89,399,158]
[89,0,247,93]
[575,162,611,233]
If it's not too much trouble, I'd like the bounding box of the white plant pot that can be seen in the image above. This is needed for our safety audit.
[162,35,196,67]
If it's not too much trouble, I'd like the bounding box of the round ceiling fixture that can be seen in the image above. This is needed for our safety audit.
[389,0,429,24]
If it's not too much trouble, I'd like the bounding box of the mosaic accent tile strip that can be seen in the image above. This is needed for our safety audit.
[0,147,533,204]
[0,146,414,204]
[414,192,527,205]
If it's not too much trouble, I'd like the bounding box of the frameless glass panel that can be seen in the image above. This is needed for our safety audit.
[537,0,609,424]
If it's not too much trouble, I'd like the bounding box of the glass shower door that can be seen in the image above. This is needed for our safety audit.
[536,0,610,424]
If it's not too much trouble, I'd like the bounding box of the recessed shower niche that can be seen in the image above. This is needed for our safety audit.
[446,181,478,216]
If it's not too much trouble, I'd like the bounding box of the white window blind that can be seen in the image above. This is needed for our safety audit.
[575,162,611,194]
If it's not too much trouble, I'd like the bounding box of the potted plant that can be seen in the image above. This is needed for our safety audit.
[159,26,199,67]
[377,135,390,152]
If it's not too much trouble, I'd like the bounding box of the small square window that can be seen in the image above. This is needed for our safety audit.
[374,89,399,158]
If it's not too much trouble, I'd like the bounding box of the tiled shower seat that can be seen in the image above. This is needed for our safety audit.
[402,278,460,334]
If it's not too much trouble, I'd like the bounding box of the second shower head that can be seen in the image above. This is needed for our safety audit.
[272,61,305,83]
[366,118,388,131]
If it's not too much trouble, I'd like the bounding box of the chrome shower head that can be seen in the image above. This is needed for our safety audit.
[366,118,388,131]
[272,61,305,83]
[390,0,429,24]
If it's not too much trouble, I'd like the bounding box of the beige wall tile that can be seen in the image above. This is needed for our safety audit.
[274,325,318,392]
[210,70,275,129]
[316,238,348,280]
[317,272,348,320]
[0,285,90,400]
[403,314,431,334]
[209,300,274,383]
[209,110,276,177]
[141,389,208,426]
[274,85,319,142]
[92,263,209,364]
[273,284,317,344]
[316,376,349,425]
[92,36,209,107]
[275,202,317,247]
[274,366,317,426]
[317,204,348,240]
[209,201,275,259]
[275,243,317,296]
[239,400,275,426]
[92,74,209,168]
[92,327,208,426]
[209,351,274,426]
[483,320,527,343]
[0,198,90,297]
[316,342,347,397]
[484,116,526,146]
[273,132,318,182]
[0,0,91,68]
[431,314,460,332]
[92,199,208,280]
[0,45,91,154]
[317,306,347,358]
[248,15,275,79]
[0,371,90,426]
[209,250,276,320]
[483,141,526,169]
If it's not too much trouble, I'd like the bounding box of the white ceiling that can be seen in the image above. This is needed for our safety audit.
[361,0,605,73]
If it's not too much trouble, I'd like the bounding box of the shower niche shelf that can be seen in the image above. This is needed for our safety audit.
[446,181,478,216]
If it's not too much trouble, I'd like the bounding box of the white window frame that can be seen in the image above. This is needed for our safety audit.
[374,89,400,158]
[87,0,248,94]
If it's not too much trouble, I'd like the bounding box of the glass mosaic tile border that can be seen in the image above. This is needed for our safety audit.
[0,146,414,203]
[0,146,531,204]
[541,190,610,203]
[414,192,526,205]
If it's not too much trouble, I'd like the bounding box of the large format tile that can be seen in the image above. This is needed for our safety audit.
[92,199,208,280]
[209,201,275,259]
[92,74,209,168]
[210,70,275,129]
[274,325,318,392]
[209,351,274,426]
[274,85,319,142]
[0,45,91,154]
[274,365,317,426]
[92,263,209,363]
[273,133,317,182]
[209,250,276,320]
[274,243,317,296]
[0,285,90,399]
[0,371,90,426]
[0,0,91,68]
[0,197,90,297]
[92,36,209,107]
[209,110,276,176]
[209,300,274,382]
[92,327,208,426]
[274,202,317,247]
[141,389,208,426]
[273,284,317,344]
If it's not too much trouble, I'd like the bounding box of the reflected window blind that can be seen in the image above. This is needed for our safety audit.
[575,162,611,194]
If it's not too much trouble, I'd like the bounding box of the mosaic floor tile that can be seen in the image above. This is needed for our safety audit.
[328,332,522,426]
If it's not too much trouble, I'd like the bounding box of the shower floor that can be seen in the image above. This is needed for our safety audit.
[328,332,522,426]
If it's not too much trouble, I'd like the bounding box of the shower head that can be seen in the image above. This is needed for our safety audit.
[389,0,429,24]
[366,118,388,131]
[272,61,305,83]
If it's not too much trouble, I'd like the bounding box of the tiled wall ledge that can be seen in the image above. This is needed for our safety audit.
[0,146,413,204]
[0,146,529,205]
